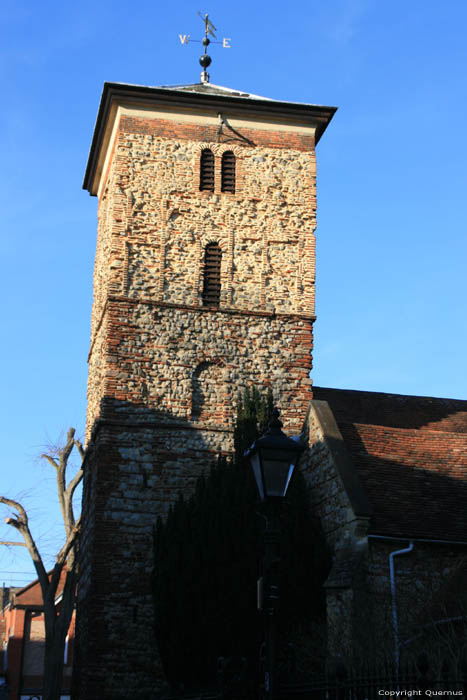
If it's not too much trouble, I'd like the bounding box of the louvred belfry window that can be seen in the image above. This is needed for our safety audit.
[221,151,236,193]
[202,243,222,307]
[199,149,215,191]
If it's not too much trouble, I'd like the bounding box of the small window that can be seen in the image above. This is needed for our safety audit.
[221,151,236,193]
[202,243,222,307]
[200,149,215,191]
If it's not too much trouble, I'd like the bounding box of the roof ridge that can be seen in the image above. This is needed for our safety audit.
[341,420,467,436]
[314,386,467,404]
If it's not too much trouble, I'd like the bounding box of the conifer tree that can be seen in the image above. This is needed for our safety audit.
[153,389,330,691]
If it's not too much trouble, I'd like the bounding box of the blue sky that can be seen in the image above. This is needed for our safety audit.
[1,0,466,585]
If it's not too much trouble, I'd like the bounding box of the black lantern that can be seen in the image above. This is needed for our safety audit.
[245,408,304,501]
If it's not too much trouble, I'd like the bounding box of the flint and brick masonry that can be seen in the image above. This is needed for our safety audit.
[74,84,335,699]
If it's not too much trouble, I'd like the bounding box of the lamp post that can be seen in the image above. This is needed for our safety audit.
[245,408,304,700]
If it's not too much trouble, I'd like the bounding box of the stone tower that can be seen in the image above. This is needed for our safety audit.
[75,80,335,699]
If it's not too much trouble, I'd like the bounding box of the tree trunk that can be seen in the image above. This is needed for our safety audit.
[43,636,67,700]
[42,569,76,700]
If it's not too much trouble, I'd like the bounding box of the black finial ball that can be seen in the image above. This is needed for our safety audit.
[202,37,210,47]
[199,54,212,68]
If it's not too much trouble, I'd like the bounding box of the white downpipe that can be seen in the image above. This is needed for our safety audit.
[389,541,414,675]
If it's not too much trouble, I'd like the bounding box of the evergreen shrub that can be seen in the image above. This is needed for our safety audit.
[152,388,330,691]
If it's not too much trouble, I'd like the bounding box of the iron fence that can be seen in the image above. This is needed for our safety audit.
[281,660,467,700]
[161,657,467,700]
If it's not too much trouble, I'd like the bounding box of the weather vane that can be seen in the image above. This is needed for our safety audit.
[179,13,231,84]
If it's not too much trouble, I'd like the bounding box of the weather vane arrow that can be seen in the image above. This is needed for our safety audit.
[179,12,231,83]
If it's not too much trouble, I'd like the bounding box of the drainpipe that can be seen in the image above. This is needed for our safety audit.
[389,541,414,675]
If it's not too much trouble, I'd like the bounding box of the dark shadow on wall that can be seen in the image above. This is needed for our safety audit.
[73,396,233,700]
[90,395,234,490]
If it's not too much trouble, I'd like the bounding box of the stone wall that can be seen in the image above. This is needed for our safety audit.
[300,401,371,663]
[77,106,319,699]
[362,540,466,660]
[301,402,370,549]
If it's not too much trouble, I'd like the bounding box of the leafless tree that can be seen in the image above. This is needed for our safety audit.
[0,428,84,700]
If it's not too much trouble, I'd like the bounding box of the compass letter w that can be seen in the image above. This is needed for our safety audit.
[179,34,190,44]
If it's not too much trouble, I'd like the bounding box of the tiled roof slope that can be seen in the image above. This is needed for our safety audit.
[313,387,467,541]
[313,387,467,432]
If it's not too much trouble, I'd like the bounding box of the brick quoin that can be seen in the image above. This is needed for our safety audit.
[73,82,335,699]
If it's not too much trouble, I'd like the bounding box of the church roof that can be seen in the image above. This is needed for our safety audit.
[157,81,277,100]
[313,387,467,542]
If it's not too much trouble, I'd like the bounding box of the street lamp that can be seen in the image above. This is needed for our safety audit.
[245,407,305,700]
[246,408,304,502]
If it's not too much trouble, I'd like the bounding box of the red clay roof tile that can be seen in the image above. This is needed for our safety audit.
[313,387,467,541]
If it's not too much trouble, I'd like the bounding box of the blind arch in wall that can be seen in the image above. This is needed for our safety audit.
[199,149,215,191]
[202,243,222,307]
[221,151,236,193]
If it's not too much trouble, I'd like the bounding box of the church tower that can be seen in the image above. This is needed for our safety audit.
[76,79,335,699]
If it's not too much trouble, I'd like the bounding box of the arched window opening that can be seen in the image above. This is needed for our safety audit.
[221,151,236,193]
[202,243,222,307]
[199,149,215,191]
[191,361,227,422]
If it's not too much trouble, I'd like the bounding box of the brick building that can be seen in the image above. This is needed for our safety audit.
[75,80,336,699]
[0,574,74,700]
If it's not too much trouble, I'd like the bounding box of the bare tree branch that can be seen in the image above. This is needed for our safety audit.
[74,438,85,460]
[0,540,27,547]
[56,516,81,565]
[0,495,48,593]
[61,435,85,533]
[56,430,75,533]
[60,428,76,466]
[66,468,84,504]
[0,496,29,525]
[64,466,84,531]
[41,454,59,471]
[5,517,24,530]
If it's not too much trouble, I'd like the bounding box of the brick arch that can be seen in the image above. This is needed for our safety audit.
[192,142,218,157]
[216,144,244,159]
[192,143,242,158]
[198,235,228,256]
[191,359,229,423]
